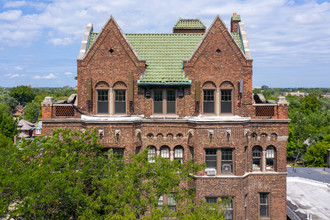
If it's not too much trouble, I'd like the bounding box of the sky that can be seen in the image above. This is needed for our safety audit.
[0,0,329,88]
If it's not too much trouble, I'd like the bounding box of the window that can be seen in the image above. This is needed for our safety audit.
[115,90,126,114]
[206,197,217,204]
[244,195,247,220]
[153,89,176,115]
[167,193,176,211]
[205,149,217,169]
[97,90,108,113]
[221,90,232,113]
[35,128,41,134]
[266,146,275,171]
[112,148,124,159]
[222,197,233,220]
[160,146,170,159]
[158,196,163,210]
[167,90,176,114]
[174,146,183,163]
[221,149,233,174]
[203,90,215,113]
[252,146,262,170]
[148,146,156,163]
[153,89,163,114]
[260,193,269,217]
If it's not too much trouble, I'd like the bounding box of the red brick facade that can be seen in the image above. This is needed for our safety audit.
[42,14,289,219]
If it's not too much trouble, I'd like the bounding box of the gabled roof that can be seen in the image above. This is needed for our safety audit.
[173,18,206,29]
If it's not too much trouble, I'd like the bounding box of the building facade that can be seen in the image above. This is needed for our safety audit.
[41,14,289,219]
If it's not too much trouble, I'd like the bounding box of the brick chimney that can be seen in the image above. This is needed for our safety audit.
[231,13,241,33]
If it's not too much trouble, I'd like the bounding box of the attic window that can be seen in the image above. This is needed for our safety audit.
[216,49,221,54]
[109,49,114,54]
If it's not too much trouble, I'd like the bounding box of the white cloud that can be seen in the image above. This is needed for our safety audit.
[15,66,23,70]
[33,73,56,79]
[4,1,26,8]
[5,73,25,78]
[48,37,74,46]
[64,72,73,75]
[0,10,22,21]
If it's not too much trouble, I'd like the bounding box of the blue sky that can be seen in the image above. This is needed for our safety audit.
[0,0,329,88]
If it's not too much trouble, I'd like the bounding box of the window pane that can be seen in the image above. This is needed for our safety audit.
[148,147,156,163]
[158,196,163,210]
[206,197,217,204]
[260,193,269,217]
[98,90,109,113]
[222,198,233,220]
[206,149,217,169]
[266,147,275,158]
[203,90,215,113]
[222,149,233,174]
[221,90,232,113]
[161,146,169,159]
[113,148,124,159]
[115,90,126,114]
[154,90,163,114]
[174,146,183,163]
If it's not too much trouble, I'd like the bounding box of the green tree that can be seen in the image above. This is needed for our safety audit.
[9,85,36,105]
[0,87,18,111]
[0,108,17,139]
[303,135,330,167]
[1,129,225,219]
[23,101,40,122]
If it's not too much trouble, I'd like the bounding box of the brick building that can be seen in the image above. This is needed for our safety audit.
[41,14,289,219]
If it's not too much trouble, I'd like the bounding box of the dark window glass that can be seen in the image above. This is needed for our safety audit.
[266,146,275,170]
[203,90,215,113]
[167,90,176,114]
[206,197,217,204]
[97,90,108,113]
[221,90,232,113]
[115,90,126,114]
[205,149,217,169]
[221,149,233,174]
[222,197,233,220]
[260,193,269,217]
[112,148,124,159]
[154,90,163,114]
[253,146,262,170]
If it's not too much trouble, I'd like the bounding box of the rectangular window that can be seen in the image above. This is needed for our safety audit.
[222,197,233,220]
[167,90,176,114]
[260,193,269,217]
[167,194,176,211]
[97,90,108,113]
[35,129,41,134]
[115,90,126,114]
[158,196,163,210]
[244,195,247,220]
[206,197,217,204]
[205,149,217,169]
[112,148,124,159]
[154,90,163,114]
[203,90,215,113]
[221,90,232,113]
[221,149,233,174]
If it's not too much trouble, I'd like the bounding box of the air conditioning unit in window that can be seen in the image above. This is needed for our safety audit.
[222,164,232,174]
[205,168,217,176]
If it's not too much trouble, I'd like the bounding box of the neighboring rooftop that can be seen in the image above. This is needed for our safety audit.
[173,18,206,30]
[287,167,330,183]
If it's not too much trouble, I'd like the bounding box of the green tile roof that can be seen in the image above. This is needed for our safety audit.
[173,18,206,29]
[232,15,241,21]
[231,32,244,51]
[125,33,203,84]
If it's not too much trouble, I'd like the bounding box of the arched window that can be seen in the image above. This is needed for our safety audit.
[266,146,276,171]
[251,133,257,141]
[148,146,156,163]
[113,81,127,114]
[252,146,262,170]
[202,81,216,114]
[270,133,277,141]
[261,133,267,142]
[160,146,170,159]
[95,81,110,114]
[220,81,234,114]
[174,146,184,163]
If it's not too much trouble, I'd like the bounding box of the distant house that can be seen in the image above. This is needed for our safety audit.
[17,119,35,138]
[12,105,24,118]
[33,121,42,137]
[283,91,309,97]
[323,93,330,98]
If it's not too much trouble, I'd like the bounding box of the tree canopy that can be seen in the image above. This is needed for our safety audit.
[9,85,36,105]
[0,129,226,219]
